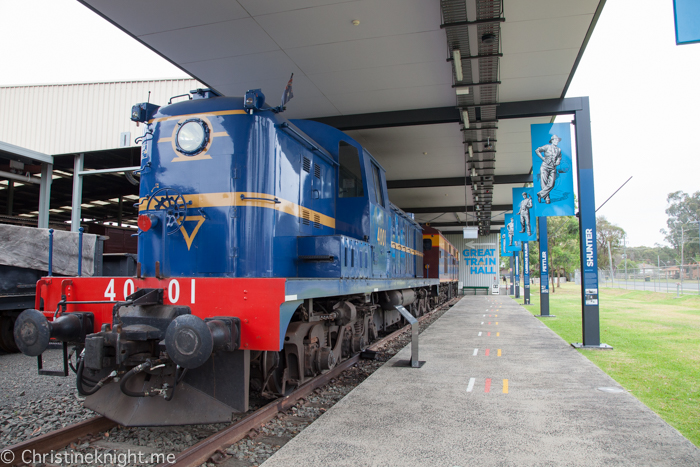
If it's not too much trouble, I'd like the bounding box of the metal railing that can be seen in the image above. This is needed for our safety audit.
[598,265,700,296]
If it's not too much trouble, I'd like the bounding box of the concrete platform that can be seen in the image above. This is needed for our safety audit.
[263,295,700,466]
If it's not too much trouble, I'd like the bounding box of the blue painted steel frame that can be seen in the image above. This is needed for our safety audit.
[498,97,602,346]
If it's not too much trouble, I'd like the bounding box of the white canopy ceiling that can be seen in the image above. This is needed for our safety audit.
[80,0,603,232]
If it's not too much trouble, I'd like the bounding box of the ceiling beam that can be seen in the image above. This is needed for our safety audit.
[387,174,531,189]
[427,221,505,227]
[404,204,512,214]
[496,98,586,119]
[308,97,590,131]
[308,107,460,131]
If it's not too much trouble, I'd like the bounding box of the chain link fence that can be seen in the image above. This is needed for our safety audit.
[597,264,700,295]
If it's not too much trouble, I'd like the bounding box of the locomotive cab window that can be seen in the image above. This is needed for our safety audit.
[371,162,385,207]
[338,142,364,198]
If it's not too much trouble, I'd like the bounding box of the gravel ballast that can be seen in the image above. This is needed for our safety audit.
[0,300,456,466]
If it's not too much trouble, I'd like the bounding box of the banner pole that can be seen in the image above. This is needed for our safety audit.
[537,217,553,316]
[571,97,611,349]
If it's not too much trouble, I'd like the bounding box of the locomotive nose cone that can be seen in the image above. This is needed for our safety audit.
[165,315,213,369]
[14,309,51,356]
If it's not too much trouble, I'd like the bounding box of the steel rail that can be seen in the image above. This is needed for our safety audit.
[0,297,459,467]
[1,416,117,466]
[159,296,460,467]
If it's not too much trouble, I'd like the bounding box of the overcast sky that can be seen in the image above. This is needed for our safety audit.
[0,0,697,248]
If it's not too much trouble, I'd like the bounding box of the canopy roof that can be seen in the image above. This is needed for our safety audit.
[5,0,605,233]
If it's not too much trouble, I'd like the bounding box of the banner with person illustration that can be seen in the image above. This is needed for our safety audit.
[512,187,538,241]
[503,213,521,253]
[530,123,575,217]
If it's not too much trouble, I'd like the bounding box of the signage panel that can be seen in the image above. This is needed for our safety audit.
[504,213,521,253]
[530,123,575,217]
[512,187,537,242]
[674,0,700,45]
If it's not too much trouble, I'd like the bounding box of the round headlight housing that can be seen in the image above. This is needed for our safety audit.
[176,119,209,155]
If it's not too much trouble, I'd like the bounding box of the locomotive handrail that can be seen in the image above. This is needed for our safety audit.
[168,93,192,104]
[239,194,282,204]
[278,122,338,167]
[53,299,120,319]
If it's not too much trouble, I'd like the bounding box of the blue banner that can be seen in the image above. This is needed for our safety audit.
[504,213,521,253]
[674,0,700,45]
[512,187,537,242]
[531,123,575,217]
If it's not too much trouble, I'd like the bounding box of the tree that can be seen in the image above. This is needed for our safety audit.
[661,191,700,264]
[596,216,626,271]
[627,245,675,266]
[546,216,580,288]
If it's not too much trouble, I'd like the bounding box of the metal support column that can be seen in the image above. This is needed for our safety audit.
[71,153,84,232]
[509,256,514,295]
[523,242,530,305]
[38,163,53,229]
[6,180,13,216]
[515,252,520,298]
[571,97,610,349]
[537,217,553,316]
[117,196,123,226]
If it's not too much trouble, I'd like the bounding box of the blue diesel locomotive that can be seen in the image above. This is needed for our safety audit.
[14,88,456,426]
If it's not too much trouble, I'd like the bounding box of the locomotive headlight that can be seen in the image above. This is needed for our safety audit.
[176,119,209,155]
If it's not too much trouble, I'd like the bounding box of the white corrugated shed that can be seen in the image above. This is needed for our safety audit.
[0,79,203,155]
[445,233,500,289]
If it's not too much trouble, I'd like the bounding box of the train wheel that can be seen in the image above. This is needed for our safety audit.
[0,316,19,353]
[254,350,287,396]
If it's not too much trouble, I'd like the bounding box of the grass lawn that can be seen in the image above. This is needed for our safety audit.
[518,282,700,447]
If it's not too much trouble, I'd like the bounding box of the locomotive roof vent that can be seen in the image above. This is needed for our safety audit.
[191,88,222,100]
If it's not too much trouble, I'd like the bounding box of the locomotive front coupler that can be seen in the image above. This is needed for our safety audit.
[164,315,241,369]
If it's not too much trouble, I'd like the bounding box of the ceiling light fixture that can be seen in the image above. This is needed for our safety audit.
[456,88,470,96]
[352,19,360,25]
[481,33,496,45]
[468,144,473,158]
[452,49,463,81]
[462,110,470,129]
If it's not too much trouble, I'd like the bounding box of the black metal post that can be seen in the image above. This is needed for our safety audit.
[538,217,553,317]
[572,97,610,349]
[78,227,84,277]
[6,180,13,216]
[48,229,54,276]
[118,196,123,226]
[515,252,520,298]
[523,242,530,305]
[509,256,514,295]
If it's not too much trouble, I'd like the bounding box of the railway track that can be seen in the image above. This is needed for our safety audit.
[0,416,116,466]
[1,297,460,467]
